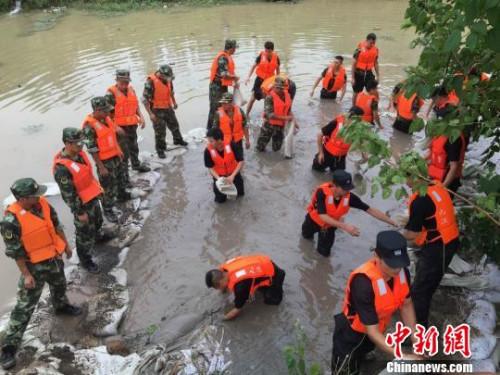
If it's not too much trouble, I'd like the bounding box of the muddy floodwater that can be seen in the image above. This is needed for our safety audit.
[0,0,420,372]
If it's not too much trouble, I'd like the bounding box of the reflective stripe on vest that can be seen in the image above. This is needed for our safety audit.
[148,74,172,109]
[342,259,409,334]
[208,143,239,177]
[322,65,346,93]
[307,183,351,228]
[218,105,244,143]
[396,91,418,121]
[428,134,465,181]
[355,41,379,70]
[108,85,139,126]
[323,115,351,157]
[6,197,66,264]
[408,183,459,246]
[210,51,235,87]
[52,150,102,204]
[256,51,279,80]
[221,254,275,296]
[355,92,376,123]
[268,90,292,127]
[82,115,122,161]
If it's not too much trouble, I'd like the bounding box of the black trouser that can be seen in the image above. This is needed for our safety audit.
[392,117,413,134]
[331,313,375,375]
[447,178,461,196]
[260,263,286,305]
[213,173,244,203]
[301,214,337,257]
[312,148,346,172]
[320,88,338,99]
[253,76,265,100]
[352,70,375,93]
[411,239,459,327]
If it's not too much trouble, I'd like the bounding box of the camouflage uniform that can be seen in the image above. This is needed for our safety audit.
[0,200,68,350]
[53,148,103,266]
[256,94,285,152]
[207,55,233,129]
[143,77,184,153]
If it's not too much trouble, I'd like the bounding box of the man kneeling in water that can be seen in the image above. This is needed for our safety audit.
[205,254,285,320]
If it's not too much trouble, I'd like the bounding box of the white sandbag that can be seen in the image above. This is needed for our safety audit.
[471,359,497,374]
[466,300,496,334]
[215,178,237,198]
[448,254,474,274]
[283,121,295,159]
[440,273,489,290]
[470,332,496,360]
[185,128,206,143]
[74,346,141,375]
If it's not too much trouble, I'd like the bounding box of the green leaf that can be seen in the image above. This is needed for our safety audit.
[382,187,392,200]
[470,21,488,35]
[466,32,479,49]
[395,187,409,201]
[409,118,425,134]
[371,183,380,198]
[310,363,323,375]
[444,30,462,52]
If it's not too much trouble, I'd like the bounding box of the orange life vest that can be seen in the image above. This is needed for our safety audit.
[218,105,244,143]
[428,134,466,181]
[210,51,235,87]
[256,51,279,80]
[261,75,290,96]
[322,65,346,93]
[355,41,379,71]
[220,254,275,296]
[82,115,122,161]
[267,90,292,127]
[207,142,239,177]
[396,91,420,121]
[408,183,459,247]
[355,92,377,123]
[52,150,102,204]
[107,85,139,126]
[436,91,460,110]
[6,197,66,264]
[148,74,173,109]
[307,183,351,228]
[323,115,351,157]
[343,258,409,334]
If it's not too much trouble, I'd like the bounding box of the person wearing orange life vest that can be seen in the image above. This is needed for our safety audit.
[205,254,285,320]
[53,128,114,274]
[204,127,245,203]
[331,231,422,375]
[352,33,380,106]
[207,39,240,129]
[0,178,82,371]
[106,69,150,174]
[82,97,129,223]
[354,79,383,128]
[425,86,460,120]
[302,170,397,257]
[244,41,281,116]
[212,93,250,154]
[143,65,188,159]
[312,106,364,172]
[260,73,297,100]
[388,82,424,134]
[403,174,460,328]
[256,76,298,153]
[310,56,347,101]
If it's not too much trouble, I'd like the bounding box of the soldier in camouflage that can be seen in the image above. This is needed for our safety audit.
[207,39,239,129]
[143,65,188,159]
[0,178,82,371]
[82,97,131,223]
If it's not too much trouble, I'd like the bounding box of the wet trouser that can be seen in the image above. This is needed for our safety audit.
[392,117,413,134]
[259,263,286,305]
[331,313,375,375]
[256,122,285,152]
[301,214,337,257]
[411,239,459,327]
[97,155,128,211]
[352,69,375,93]
[3,259,68,350]
[118,124,141,168]
[447,178,461,196]
[320,88,338,99]
[312,148,346,172]
[252,77,265,100]
[74,198,103,266]
[152,108,184,152]
[213,173,244,203]
[207,82,228,129]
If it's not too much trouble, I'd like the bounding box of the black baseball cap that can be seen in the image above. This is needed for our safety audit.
[332,170,355,191]
[375,231,410,268]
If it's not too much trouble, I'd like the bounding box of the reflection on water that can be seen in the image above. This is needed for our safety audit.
[0,0,419,371]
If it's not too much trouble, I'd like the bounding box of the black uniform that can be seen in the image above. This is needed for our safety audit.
[312,119,347,172]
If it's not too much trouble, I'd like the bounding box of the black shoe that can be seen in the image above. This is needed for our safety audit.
[174,139,188,146]
[1,346,16,370]
[132,164,151,173]
[81,260,100,274]
[104,210,119,223]
[157,151,166,159]
[117,192,132,202]
[55,304,83,316]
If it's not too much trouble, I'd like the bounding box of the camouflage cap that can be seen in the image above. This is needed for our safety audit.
[116,69,131,81]
[224,39,238,50]
[219,92,234,103]
[158,64,174,78]
[91,96,113,112]
[274,76,286,88]
[10,178,47,198]
[62,127,84,143]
